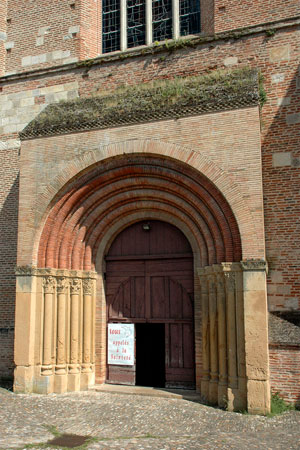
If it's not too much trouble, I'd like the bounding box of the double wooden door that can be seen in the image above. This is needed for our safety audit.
[105,221,195,388]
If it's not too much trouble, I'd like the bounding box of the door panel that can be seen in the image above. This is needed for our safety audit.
[105,220,195,388]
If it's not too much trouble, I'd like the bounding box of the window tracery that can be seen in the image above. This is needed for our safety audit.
[102,0,201,53]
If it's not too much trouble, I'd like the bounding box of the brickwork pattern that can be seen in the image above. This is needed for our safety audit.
[269,345,300,405]
[214,0,300,32]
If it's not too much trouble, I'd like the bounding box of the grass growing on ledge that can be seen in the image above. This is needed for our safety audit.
[21,67,260,139]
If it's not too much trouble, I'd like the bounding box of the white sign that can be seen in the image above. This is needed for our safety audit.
[108,323,134,366]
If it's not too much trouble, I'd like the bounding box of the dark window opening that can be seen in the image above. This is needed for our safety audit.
[152,0,173,42]
[127,0,146,48]
[102,0,121,53]
[179,0,201,36]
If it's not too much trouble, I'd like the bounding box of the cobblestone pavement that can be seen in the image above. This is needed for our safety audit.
[0,389,299,450]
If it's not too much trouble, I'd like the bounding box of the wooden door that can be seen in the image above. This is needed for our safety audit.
[105,220,195,388]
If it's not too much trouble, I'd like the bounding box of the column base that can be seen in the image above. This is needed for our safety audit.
[200,379,210,402]
[68,372,81,391]
[80,370,95,390]
[247,379,270,415]
[54,373,68,393]
[218,383,228,408]
[208,379,218,405]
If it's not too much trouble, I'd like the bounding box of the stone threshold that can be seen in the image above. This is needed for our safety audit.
[89,384,201,401]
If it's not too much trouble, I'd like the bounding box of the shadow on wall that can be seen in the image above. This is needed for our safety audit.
[0,174,19,387]
[263,62,300,408]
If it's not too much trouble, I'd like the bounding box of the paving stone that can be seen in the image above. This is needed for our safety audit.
[0,390,299,450]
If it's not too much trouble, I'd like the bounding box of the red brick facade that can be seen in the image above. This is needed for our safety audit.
[0,0,299,403]
[269,345,300,405]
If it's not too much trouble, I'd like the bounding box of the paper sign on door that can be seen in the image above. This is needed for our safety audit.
[108,323,134,366]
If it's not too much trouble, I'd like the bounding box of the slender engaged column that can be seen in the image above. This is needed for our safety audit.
[224,268,238,390]
[41,276,55,375]
[198,269,210,401]
[69,278,81,374]
[82,279,93,373]
[207,269,218,404]
[214,266,228,407]
[55,277,68,374]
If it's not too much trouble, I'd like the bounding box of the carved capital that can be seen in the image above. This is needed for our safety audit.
[57,277,68,294]
[70,278,81,295]
[240,259,268,272]
[15,265,36,276]
[207,274,216,293]
[215,272,225,293]
[223,271,235,291]
[82,278,93,295]
[43,276,55,294]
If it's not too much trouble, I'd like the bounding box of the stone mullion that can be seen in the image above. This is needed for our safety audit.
[214,265,227,408]
[146,0,152,45]
[82,278,93,372]
[172,0,180,39]
[207,268,218,405]
[41,276,55,375]
[198,269,210,401]
[69,278,81,374]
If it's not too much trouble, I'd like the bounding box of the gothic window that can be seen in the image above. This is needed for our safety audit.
[102,0,121,53]
[102,0,201,53]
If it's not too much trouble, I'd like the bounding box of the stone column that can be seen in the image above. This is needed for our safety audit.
[214,265,228,408]
[198,269,210,401]
[41,276,55,376]
[81,278,94,389]
[68,278,81,391]
[207,268,218,405]
[223,265,238,410]
[241,260,270,414]
[54,277,68,393]
[69,278,81,372]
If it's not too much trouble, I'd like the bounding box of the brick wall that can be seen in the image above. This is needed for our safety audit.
[214,0,300,32]
[0,144,18,380]
[269,345,300,405]
[5,0,82,74]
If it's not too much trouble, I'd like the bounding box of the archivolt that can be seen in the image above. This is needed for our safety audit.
[37,154,241,269]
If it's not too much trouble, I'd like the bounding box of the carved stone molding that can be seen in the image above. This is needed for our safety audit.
[15,265,37,276]
[82,279,93,295]
[43,276,56,294]
[240,259,267,272]
[57,277,68,294]
[70,278,81,295]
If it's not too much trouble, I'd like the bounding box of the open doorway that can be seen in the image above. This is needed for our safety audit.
[135,323,165,387]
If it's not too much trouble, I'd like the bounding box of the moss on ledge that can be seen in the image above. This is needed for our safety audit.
[20,67,260,140]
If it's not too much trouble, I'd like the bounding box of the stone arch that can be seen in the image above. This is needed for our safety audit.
[31,139,259,266]
[37,152,242,270]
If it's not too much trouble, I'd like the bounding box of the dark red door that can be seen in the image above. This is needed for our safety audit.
[105,220,195,388]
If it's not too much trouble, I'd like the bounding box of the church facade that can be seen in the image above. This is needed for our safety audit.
[0,0,299,414]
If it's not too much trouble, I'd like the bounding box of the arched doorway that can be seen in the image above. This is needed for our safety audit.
[105,220,195,389]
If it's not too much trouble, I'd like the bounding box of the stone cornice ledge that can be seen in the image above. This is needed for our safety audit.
[15,266,97,279]
[0,16,299,84]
